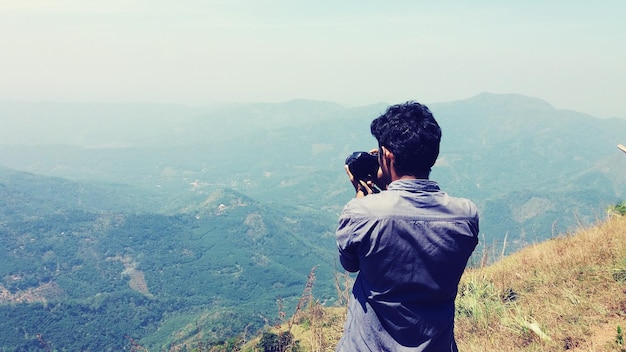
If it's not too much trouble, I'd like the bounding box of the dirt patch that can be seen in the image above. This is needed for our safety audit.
[0,281,65,304]
[107,255,153,298]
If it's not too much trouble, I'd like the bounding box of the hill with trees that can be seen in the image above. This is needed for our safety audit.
[0,167,338,350]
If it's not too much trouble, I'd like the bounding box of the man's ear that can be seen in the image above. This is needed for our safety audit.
[381,146,394,163]
[378,146,396,184]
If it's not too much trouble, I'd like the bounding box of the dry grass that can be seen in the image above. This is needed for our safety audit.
[455,214,626,351]
[240,271,349,352]
[277,214,626,352]
[261,305,345,352]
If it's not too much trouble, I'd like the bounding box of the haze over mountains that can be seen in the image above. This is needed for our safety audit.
[2,92,625,242]
[1,93,626,349]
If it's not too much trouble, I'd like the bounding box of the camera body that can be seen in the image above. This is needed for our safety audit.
[345,151,379,182]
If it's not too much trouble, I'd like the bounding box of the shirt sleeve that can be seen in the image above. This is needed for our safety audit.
[336,215,359,272]
[336,200,370,273]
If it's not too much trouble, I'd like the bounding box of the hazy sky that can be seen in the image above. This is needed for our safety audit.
[2,1,625,118]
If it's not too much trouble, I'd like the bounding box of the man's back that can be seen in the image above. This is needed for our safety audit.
[336,179,479,351]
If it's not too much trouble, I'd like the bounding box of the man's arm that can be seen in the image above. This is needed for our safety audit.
[336,209,361,272]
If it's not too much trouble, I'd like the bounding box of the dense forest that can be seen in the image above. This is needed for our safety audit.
[0,169,338,350]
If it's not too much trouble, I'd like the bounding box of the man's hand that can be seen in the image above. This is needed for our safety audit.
[345,148,387,198]
[367,148,391,192]
[344,165,376,198]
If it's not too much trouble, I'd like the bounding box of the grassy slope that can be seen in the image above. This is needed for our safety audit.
[238,213,626,352]
[455,213,626,351]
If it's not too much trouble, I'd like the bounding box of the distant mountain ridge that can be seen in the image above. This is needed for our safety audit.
[2,92,625,244]
[0,166,162,215]
[2,93,626,242]
[0,99,349,148]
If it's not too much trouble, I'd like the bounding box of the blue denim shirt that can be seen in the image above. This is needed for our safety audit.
[336,179,479,351]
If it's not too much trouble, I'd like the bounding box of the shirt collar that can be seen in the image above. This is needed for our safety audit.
[387,179,440,192]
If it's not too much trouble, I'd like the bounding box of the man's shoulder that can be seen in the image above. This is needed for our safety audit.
[342,187,479,221]
[446,194,479,218]
[343,190,395,213]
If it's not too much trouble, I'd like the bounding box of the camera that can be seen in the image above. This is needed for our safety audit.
[345,151,379,182]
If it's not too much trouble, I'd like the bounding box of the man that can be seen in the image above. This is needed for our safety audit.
[336,101,479,351]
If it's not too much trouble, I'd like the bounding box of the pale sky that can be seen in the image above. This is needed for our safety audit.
[1,1,625,118]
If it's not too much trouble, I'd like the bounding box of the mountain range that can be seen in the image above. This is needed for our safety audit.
[1,93,625,349]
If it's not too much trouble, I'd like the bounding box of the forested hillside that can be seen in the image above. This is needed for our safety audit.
[0,167,337,350]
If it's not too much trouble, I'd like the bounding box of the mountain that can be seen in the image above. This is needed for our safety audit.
[1,93,626,348]
[430,93,626,249]
[2,94,625,249]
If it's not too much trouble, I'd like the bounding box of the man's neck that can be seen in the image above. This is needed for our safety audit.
[391,174,429,182]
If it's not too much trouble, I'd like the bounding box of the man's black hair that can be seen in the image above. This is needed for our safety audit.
[370,101,441,177]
